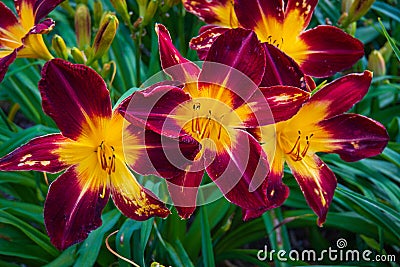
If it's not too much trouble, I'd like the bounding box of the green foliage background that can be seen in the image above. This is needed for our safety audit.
[0,0,399,266]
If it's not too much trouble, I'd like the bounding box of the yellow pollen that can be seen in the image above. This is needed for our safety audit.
[286,130,313,161]
[96,141,116,175]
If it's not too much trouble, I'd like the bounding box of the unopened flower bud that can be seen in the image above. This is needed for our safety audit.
[52,35,68,60]
[142,0,158,26]
[71,47,86,64]
[93,0,103,28]
[342,0,353,13]
[348,0,375,23]
[88,14,119,64]
[137,0,148,17]
[110,0,131,26]
[368,50,386,76]
[379,42,393,62]
[75,4,91,50]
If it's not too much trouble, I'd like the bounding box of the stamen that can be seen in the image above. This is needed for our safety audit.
[100,184,106,198]
[286,131,313,161]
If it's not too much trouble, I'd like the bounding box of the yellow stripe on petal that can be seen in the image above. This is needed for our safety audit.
[18,33,53,60]
[19,0,35,31]
[212,1,239,28]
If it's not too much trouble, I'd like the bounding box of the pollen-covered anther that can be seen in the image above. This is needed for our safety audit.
[96,141,116,175]
[286,131,314,161]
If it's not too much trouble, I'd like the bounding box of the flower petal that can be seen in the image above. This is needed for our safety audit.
[204,28,266,86]
[119,85,192,138]
[299,26,364,77]
[183,0,239,27]
[206,129,270,212]
[111,160,170,221]
[33,0,65,24]
[39,59,112,140]
[15,0,35,30]
[287,154,337,226]
[284,0,318,35]
[123,122,200,179]
[44,166,110,250]
[317,114,389,162]
[261,43,307,90]
[0,2,20,29]
[295,71,372,123]
[156,24,200,82]
[234,0,284,39]
[189,26,228,60]
[0,134,69,173]
[166,163,204,219]
[0,50,17,82]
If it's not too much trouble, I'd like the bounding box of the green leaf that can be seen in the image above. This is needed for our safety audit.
[200,206,215,267]
[378,18,400,61]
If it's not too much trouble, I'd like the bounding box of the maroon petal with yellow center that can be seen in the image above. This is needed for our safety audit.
[166,163,204,219]
[317,114,389,162]
[285,0,318,31]
[0,51,17,82]
[119,85,191,138]
[39,59,112,140]
[123,123,200,179]
[287,154,337,226]
[298,71,372,122]
[261,43,307,90]
[206,129,270,212]
[234,0,284,30]
[183,0,239,28]
[156,24,200,83]
[0,134,69,173]
[189,26,228,60]
[204,28,266,86]
[44,166,110,250]
[33,0,66,23]
[299,26,364,77]
[110,160,170,221]
[0,2,19,28]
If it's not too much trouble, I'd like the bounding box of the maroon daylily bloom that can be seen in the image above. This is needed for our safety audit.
[184,0,364,78]
[251,71,389,225]
[0,59,200,250]
[120,24,310,220]
[0,0,63,81]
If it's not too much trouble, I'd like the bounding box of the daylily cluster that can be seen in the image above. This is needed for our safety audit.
[0,0,390,251]
[0,0,63,81]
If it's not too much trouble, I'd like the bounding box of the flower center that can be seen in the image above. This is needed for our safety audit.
[286,130,313,161]
[96,141,116,175]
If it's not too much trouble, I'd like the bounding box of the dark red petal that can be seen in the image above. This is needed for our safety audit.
[156,24,200,82]
[307,71,372,119]
[110,162,170,221]
[288,155,337,226]
[258,85,310,123]
[318,114,389,162]
[234,0,284,30]
[0,2,19,29]
[166,163,204,219]
[119,85,191,138]
[39,59,112,140]
[261,43,307,90]
[183,0,238,27]
[44,166,110,250]
[189,26,228,60]
[285,0,318,30]
[29,18,55,34]
[33,0,65,23]
[204,28,266,86]
[0,134,69,173]
[299,26,364,77]
[0,50,17,82]
[206,129,270,211]
[124,123,200,179]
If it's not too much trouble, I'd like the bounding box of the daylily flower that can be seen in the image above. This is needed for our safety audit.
[252,71,389,225]
[0,59,200,250]
[184,0,365,78]
[0,0,62,81]
[120,24,310,219]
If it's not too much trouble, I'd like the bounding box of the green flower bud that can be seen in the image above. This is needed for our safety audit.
[110,0,131,26]
[368,50,386,76]
[93,0,103,28]
[348,0,375,24]
[142,0,158,26]
[71,47,86,64]
[75,4,91,50]
[88,14,119,64]
[379,41,393,62]
[137,0,148,17]
[52,35,68,60]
